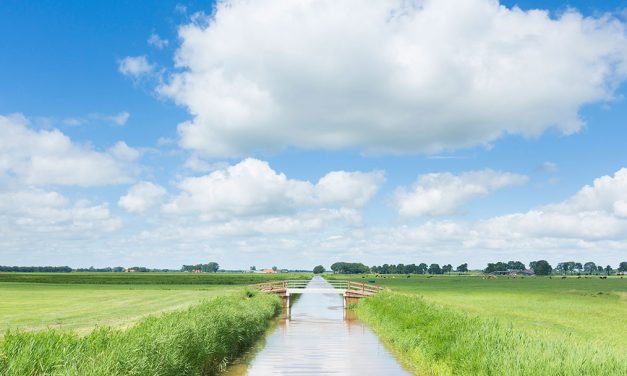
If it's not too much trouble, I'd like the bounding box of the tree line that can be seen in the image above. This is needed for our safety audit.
[180,263,220,273]
[484,260,627,275]
[370,263,468,274]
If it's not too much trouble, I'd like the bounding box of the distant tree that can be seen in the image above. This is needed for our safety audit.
[330,262,370,274]
[556,261,577,275]
[618,262,627,272]
[112,266,124,272]
[574,262,583,273]
[0,266,72,273]
[530,260,552,276]
[250,266,256,272]
[180,262,219,273]
[313,265,325,274]
[456,263,468,273]
[507,261,525,270]
[207,262,219,273]
[272,266,278,272]
[583,262,597,274]
[396,264,405,274]
[428,263,442,275]
[417,263,428,274]
[442,264,453,274]
[484,262,508,274]
[605,265,613,275]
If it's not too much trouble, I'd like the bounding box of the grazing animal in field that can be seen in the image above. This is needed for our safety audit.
[561,276,567,279]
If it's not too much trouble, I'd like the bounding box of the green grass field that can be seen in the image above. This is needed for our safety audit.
[1,291,282,375]
[0,272,309,334]
[329,274,627,375]
[0,271,311,285]
[0,283,239,334]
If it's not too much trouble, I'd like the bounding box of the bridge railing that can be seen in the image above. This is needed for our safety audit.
[251,279,384,296]
[346,281,384,295]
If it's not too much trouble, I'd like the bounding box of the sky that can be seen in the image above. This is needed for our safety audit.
[1,0,627,270]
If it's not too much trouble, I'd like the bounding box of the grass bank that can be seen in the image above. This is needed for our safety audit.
[0,290,281,376]
[331,274,626,353]
[357,292,627,375]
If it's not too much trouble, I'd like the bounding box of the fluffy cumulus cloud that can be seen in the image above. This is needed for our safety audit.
[163,158,385,218]
[394,170,528,217]
[118,182,167,213]
[160,0,627,156]
[118,56,154,77]
[0,114,138,186]
[426,168,627,249]
[0,188,121,233]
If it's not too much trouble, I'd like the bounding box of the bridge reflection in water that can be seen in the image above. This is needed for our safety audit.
[226,276,409,375]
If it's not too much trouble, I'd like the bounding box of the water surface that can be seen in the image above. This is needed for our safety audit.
[226,276,409,375]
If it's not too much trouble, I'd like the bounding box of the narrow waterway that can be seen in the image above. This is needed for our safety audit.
[226,276,409,375]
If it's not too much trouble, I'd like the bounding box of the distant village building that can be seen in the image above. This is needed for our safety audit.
[258,268,278,274]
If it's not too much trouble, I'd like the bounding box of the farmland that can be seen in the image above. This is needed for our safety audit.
[0,272,309,334]
[329,274,627,375]
[1,291,281,375]
[0,272,309,335]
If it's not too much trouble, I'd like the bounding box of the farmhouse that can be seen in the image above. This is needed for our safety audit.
[258,268,277,274]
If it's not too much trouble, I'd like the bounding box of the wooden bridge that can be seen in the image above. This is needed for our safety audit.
[252,279,383,312]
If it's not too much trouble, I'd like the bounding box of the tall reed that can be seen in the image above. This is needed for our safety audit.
[0,290,281,375]
[357,292,627,375]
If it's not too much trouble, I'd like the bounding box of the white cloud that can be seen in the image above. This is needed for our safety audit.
[118,56,154,77]
[0,114,137,186]
[182,155,229,172]
[119,182,166,213]
[107,111,130,126]
[316,170,385,208]
[540,161,559,173]
[163,158,384,218]
[394,170,528,217]
[160,0,627,156]
[148,33,169,49]
[0,188,121,233]
[62,117,85,126]
[109,141,140,161]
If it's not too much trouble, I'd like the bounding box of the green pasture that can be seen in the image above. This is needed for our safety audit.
[0,283,238,334]
[0,271,311,285]
[0,272,309,334]
[334,274,627,352]
[1,291,282,375]
[357,292,626,375]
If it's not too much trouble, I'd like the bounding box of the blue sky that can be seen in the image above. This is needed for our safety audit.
[1,0,626,270]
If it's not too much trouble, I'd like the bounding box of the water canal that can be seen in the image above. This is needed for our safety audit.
[226,276,409,375]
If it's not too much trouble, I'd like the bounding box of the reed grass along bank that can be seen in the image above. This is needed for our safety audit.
[0,290,281,376]
[356,292,627,376]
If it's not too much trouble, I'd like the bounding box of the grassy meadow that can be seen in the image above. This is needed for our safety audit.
[0,272,308,375]
[1,290,282,375]
[0,272,308,334]
[330,274,627,375]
